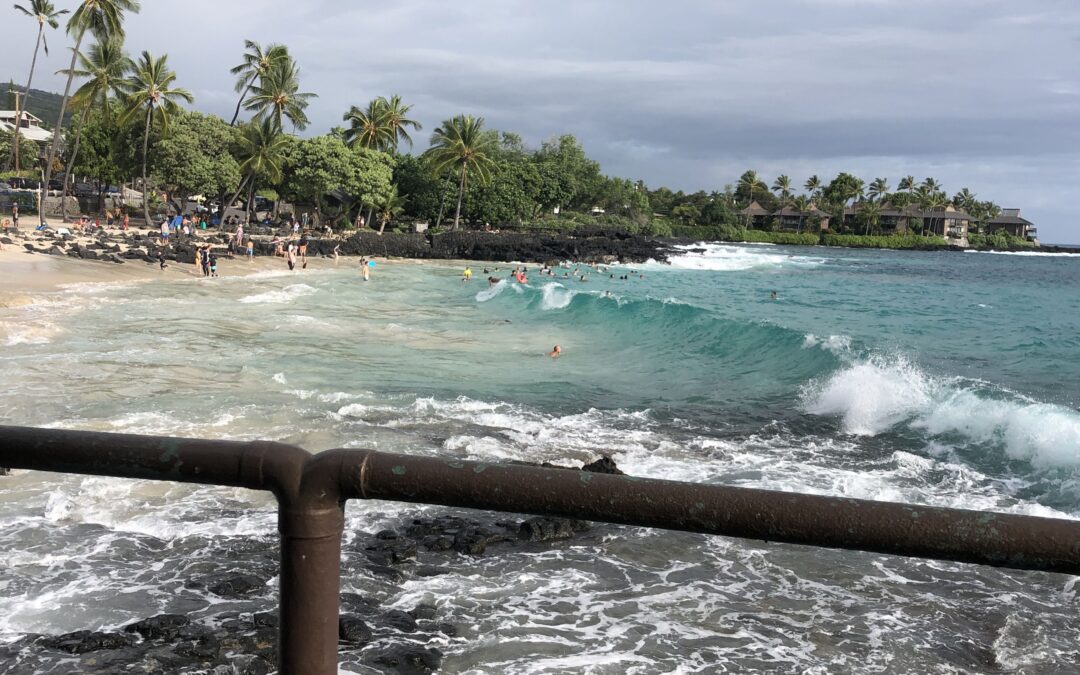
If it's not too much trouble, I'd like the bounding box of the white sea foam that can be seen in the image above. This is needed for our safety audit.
[665,243,825,272]
[3,322,63,346]
[802,333,852,355]
[978,250,1080,258]
[238,283,316,304]
[803,357,1080,467]
[539,282,577,310]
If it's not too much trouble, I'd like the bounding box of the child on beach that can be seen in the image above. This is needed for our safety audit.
[246,239,254,259]
[209,254,218,277]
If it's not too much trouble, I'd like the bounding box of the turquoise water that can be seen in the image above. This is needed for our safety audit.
[1,244,1079,672]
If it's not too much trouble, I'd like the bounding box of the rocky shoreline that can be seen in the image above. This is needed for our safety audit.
[0,457,623,674]
[4,227,673,267]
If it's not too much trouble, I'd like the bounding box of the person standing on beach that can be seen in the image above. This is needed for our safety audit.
[287,242,297,271]
[209,253,218,277]
[122,213,129,231]
[246,239,254,260]
[160,219,170,243]
[12,203,19,230]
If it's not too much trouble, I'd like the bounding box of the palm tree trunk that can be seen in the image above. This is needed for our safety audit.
[140,108,153,228]
[225,173,252,223]
[61,106,91,223]
[452,164,466,231]
[435,173,452,228]
[10,27,44,172]
[247,180,256,225]
[229,75,256,127]
[378,214,387,236]
[41,29,85,228]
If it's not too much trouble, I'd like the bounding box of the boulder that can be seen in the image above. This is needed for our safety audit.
[39,630,136,654]
[369,645,443,674]
[338,615,373,644]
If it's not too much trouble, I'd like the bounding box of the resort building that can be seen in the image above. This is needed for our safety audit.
[986,209,1038,242]
[0,109,54,144]
[737,199,1043,247]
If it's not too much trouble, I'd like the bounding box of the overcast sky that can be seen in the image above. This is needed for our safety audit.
[4,0,1079,242]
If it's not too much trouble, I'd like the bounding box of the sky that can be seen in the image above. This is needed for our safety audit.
[3,0,1080,243]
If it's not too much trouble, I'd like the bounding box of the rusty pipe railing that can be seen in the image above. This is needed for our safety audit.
[2,425,1079,674]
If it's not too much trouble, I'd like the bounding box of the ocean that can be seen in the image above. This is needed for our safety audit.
[1,244,1079,673]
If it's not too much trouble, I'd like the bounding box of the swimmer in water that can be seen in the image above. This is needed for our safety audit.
[771,291,778,300]
[548,345,561,359]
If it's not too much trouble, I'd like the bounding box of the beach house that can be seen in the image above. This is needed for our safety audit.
[0,109,54,144]
[986,209,1038,242]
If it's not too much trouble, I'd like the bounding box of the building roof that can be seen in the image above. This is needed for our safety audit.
[740,200,770,216]
[989,215,1034,226]
[0,109,44,123]
[0,119,53,143]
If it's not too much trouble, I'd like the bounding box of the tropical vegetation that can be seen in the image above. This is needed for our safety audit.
[2,2,1037,250]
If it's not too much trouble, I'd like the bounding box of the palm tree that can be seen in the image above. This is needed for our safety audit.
[228,118,289,225]
[868,177,889,203]
[804,175,822,200]
[421,115,496,230]
[10,0,68,171]
[921,177,943,198]
[952,187,976,213]
[228,40,288,126]
[118,50,192,227]
[380,95,421,151]
[243,56,316,132]
[342,99,391,150]
[859,200,881,235]
[376,185,406,235]
[898,175,916,195]
[772,174,792,208]
[792,194,812,233]
[62,36,131,220]
[41,0,139,227]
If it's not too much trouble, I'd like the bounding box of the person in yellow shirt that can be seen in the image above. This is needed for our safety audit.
[462,266,472,282]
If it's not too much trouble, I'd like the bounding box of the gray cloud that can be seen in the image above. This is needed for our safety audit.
[2,0,1078,241]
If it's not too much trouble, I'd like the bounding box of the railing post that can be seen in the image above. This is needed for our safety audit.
[278,502,345,675]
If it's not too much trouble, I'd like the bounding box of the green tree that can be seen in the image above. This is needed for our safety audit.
[151,110,241,212]
[119,50,192,226]
[228,40,288,127]
[375,184,405,234]
[772,174,792,207]
[379,95,421,151]
[42,0,141,227]
[867,177,889,203]
[898,175,915,196]
[0,128,39,172]
[244,55,316,132]
[62,36,131,218]
[342,98,391,150]
[533,134,600,212]
[421,115,496,230]
[10,0,68,171]
[228,118,290,222]
[804,174,822,200]
[823,172,864,233]
[858,200,881,235]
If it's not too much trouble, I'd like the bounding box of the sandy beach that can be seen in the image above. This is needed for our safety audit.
[0,226,386,296]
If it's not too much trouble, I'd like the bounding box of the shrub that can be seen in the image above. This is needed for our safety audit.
[821,233,947,249]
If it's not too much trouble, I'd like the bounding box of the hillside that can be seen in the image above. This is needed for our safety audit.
[3,83,71,130]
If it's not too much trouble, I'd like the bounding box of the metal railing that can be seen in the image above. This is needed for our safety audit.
[1,425,1078,674]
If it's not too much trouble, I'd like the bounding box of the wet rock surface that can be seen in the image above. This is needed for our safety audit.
[0,457,621,673]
